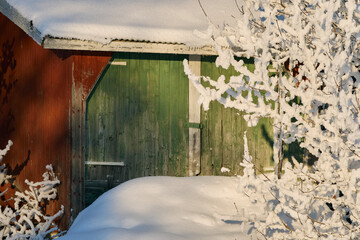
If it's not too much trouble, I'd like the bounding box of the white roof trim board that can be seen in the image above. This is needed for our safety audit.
[43,38,218,55]
[0,0,238,54]
[0,0,43,44]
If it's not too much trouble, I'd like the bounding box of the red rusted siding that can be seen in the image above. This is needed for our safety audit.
[0,12,111,229]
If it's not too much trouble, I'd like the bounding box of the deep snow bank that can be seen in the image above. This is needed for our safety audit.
[59,176,263,240]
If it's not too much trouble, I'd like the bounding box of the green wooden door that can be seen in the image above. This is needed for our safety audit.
[199,56,274,176]
[85,52,189,206]
[85,53,305,206]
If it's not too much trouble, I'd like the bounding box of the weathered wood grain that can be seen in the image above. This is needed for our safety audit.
[85,53,189,205]
[200,56,274,176]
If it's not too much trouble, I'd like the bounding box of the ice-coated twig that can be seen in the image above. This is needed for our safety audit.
[0,142,63,239]
[186,1,360,238]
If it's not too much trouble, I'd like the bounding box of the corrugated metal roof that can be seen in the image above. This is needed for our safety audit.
[1,0,238,51]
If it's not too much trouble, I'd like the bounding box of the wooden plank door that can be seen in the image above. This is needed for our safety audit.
[85,52,189,206]
[199,56,274,176]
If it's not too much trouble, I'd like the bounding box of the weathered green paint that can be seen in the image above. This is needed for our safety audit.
[85,53,306,205]
[85,53,189,205]
[200,56,274,176]
[185,122,203,129]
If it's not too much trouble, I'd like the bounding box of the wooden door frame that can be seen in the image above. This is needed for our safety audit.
[71,52,205,223]
[188,55,202,176]
[70,57,112,224]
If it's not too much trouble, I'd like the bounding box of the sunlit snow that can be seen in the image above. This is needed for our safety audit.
[6,0,238,45]
[59,176,264,240]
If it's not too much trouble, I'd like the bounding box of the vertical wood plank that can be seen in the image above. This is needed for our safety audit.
[158,54,170,175]
[188,55,201,176]
[71,61,84,222]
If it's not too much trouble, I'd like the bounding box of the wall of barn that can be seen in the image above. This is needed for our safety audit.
[0,12,73,229]
[0,12,111,228]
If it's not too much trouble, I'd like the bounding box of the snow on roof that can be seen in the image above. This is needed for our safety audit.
[3,0,238,47]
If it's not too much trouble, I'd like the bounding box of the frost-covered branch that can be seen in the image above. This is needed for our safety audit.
[0,142,64,239]
[239,131,360,239]
[0,140,13,188]
[187,0,360,238]
[185,0,360,178]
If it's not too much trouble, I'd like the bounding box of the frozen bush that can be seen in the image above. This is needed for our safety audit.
[0,141,63,239]
[185,0,360,238]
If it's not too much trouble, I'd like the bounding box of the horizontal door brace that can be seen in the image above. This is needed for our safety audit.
[85,161,125,166]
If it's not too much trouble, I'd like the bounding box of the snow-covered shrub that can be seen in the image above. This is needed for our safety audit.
[185,0,360,238]
[184,0,360,178]
[240,131,360,239]
[0,141,64,239]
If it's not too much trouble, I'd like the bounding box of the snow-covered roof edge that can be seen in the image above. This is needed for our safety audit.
[43,38,217,55]
[0,0,42,45]
[0,0,217,55]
